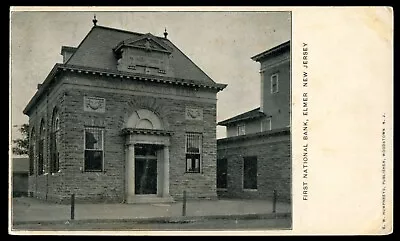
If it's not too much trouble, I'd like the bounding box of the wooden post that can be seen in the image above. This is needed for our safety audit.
[272,190,277,213]
[70,194,75,220]
[182,190,187,216]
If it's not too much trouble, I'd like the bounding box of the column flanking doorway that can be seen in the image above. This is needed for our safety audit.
[123,108,173,203]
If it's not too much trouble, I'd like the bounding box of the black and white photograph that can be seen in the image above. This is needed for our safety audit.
[10,9,292,233]
[9,7,393,235]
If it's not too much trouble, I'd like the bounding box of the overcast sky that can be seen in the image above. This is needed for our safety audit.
[10,10,291,142]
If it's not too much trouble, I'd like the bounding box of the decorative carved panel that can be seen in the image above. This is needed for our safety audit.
[185,107,203,121]
[84,96,106,113]
[115,35,174,77]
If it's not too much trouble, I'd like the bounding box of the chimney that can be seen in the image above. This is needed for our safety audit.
[61,46,77,63]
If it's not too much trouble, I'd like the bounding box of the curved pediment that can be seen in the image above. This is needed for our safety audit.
[125,109,163,130]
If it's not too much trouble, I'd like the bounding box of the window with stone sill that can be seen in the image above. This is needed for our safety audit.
[185,133,202,173]
[84,127,104,172]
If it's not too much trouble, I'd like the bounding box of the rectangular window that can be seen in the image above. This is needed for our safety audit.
[243,156,257,190]
[237,124,246,136]
[84,127,104,172]
[261,117,272,131]
[217,158,228,189]
[185,133,202,173]
[271,73,279,94]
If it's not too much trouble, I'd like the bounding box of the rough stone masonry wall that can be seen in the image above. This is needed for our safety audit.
[27,80,68,203]
[217,129,291,202]
[49,73,218,203]
[169,101,218,201]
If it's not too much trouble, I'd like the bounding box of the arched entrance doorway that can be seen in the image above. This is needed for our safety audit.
[122,109,173,203]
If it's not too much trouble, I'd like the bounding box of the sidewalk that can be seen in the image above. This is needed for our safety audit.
[11,197,291,225]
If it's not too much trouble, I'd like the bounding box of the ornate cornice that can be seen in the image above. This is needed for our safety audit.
[60,64,226,90]
[23,63,227,115]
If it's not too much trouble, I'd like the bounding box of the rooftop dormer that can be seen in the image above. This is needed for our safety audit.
[113,33,174,77]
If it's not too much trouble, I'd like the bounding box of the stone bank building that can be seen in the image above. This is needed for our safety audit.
[23,21,226,203]
[216,41,291,201]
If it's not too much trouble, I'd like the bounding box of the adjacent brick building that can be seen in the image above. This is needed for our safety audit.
[23,21,226,204]
[217,41,291,201]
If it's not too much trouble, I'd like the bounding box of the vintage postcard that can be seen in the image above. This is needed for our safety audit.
[9,7,393,235]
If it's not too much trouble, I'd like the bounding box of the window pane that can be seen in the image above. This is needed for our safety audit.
[238,125,245,135]
[186,153,200,173]
[262,118,272,131]
[85,128,103,150]
[243,157,257,189]
[85,150,103,171]
[56,130,60,149]
[84,127,104,172]
[186,157,191,171]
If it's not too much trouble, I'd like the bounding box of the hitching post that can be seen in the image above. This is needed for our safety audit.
[272,190,277,213]
[182,190,187,216]
[70,194,75,220]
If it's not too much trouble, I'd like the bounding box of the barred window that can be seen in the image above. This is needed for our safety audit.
[38,120,45,175]
[84,127,104,172]
[50,109,60,173]
[185,133,202,173]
